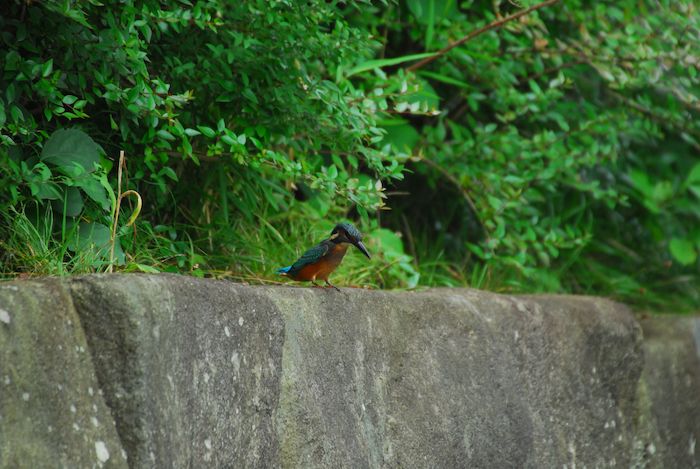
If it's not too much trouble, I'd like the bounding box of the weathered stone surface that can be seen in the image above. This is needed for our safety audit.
[0,280,126,469]
[268,290,645,469]
[68,275,285,468]
[1,274,699,468]
[635,316,700,468]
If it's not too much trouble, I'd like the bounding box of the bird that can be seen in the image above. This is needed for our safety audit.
[277,222,371,290]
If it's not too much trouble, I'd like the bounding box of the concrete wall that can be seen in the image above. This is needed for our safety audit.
[1,274,698,468]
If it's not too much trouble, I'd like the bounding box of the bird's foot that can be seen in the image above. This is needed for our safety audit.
[311,281,322,288]
[325,280,340,292]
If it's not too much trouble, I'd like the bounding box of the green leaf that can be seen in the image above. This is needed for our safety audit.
[161,167,178,181]
[397,79,440,110]
[669,238,697,266]
[407,0,457,25]
[197,126,216,138]
[52,187,84,216]
[156,129,175,141]
[97,171,117,214]
[42,59,53,78]
[10,105,23,122]
[629,170,651,196]
[689,185,700,199]
[372,228,405,254]
[242,88,259,104]
[327,164,338,179]
[381,119,420,151]
[69,222,124,265]
[40,129,104,173]
[346,53,435,77]
[74,174,111,211]
[685,162,700,186]
[466,242,485,259]
[135,264,160,273]
[425,0,435,49]
[307,193,331,217]
[487,195,503,211]
[417,70,471,89]
[651,181,673,204]
[35,181,63,200]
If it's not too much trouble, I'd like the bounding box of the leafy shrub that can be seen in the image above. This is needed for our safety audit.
[0,0,402,273]
[0,0,698,308]
[351,0,700,307]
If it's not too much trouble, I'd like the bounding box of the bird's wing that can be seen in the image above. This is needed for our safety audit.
[287,241,331,275]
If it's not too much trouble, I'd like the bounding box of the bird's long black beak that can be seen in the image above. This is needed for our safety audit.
[354,240,371,259]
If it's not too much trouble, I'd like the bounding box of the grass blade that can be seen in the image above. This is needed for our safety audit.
[346,53,435,77]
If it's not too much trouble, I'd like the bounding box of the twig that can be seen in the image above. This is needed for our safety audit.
[406,0,561,72]
[108,151,125,273]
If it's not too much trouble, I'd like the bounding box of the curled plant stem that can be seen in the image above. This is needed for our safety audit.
[119,190,143,227]
[108,151,143,272]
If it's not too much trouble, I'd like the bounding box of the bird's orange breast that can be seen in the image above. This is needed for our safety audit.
[293,244,348,281]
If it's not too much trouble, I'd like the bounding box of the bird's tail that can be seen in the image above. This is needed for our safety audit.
[276,266,292,275]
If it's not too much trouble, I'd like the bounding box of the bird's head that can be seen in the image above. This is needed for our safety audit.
[330,222,371,259]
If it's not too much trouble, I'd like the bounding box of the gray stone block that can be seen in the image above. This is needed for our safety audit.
[0,279,126,468]
[1,274,698,468]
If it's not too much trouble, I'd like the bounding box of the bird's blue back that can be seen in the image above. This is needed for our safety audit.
[277,240,331,276]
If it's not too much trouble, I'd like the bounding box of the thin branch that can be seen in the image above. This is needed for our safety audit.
[406,0,561,72]
[108,151,126,273]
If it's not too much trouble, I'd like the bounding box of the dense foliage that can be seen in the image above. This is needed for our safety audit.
[1,0,698,310]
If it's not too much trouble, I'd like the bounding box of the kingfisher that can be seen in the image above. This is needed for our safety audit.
[277,222,371,290]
